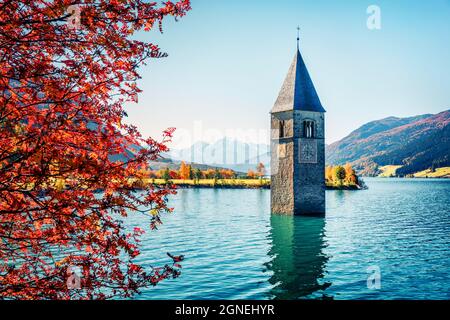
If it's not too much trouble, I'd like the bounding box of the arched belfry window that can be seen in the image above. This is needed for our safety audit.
[303,120,315,138]
[279,120,286,138]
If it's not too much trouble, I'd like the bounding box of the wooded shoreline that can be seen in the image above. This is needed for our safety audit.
[144,179,365,190]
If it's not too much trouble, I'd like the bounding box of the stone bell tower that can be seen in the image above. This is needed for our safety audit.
[270,33,326,215]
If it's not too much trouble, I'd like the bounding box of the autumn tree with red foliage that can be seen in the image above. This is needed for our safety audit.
[247,170,256,179]
[0,0,190,299]
[256,162,266,178]
[178,161,190,180]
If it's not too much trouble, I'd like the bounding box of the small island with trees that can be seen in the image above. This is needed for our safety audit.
[139,162,367,190]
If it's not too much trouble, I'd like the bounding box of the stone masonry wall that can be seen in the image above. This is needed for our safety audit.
[293,111,325,215]
[271,112,294,214]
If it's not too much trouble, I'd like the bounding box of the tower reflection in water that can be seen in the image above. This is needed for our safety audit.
[265,215,331,299]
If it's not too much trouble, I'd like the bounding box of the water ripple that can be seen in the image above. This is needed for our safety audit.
[127,179,450,300]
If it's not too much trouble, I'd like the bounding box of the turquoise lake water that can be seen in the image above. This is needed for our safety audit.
[129,178,450,300]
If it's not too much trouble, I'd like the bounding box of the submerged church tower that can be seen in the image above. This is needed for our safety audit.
[270,34,326,215]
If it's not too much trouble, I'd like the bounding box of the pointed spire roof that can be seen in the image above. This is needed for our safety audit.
[272,48,326,113]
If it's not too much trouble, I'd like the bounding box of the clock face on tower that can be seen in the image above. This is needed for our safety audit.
[299,139,317,163]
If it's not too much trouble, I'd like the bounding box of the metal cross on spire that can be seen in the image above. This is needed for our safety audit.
[296,26,300,50]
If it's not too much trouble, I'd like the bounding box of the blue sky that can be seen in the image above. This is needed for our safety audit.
[124,0,450,148]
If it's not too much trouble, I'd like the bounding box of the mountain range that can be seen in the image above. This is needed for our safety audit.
[158,109,450,177]
[168,138,270,173]
[326,110,450,176]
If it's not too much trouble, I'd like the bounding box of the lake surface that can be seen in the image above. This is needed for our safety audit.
[130,178,450,300]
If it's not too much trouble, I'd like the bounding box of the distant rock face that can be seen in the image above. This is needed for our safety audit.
[326,110,450,176]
